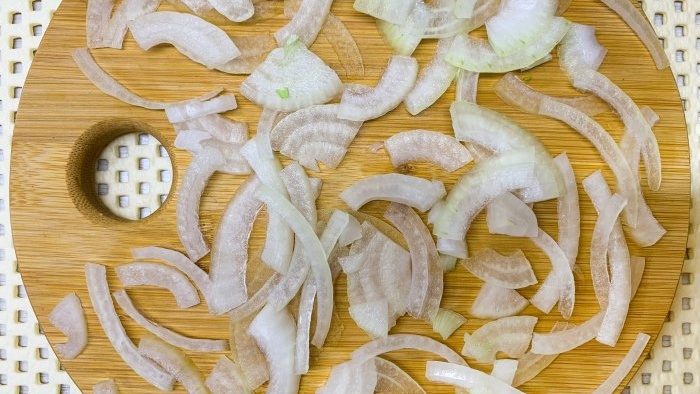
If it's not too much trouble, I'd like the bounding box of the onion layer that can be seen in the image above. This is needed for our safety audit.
[48,293,87,360]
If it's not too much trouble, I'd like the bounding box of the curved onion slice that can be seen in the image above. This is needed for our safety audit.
[599,0,668,70]
[588,194,627,309]
[404,38,458,115]
[138,334,208,394]
[426,361,524,393]
[209,176,262,314]
[128,12,240,69]
[113,290,228,352]
[354,0,416,24]
[317,359,378,394]
[230,317,269,389]
[323,14,365,78]
[570,68,662,192]
[470,282,529,319]
[337,55,419,122]
[374,357,425,394]
[594,333,651,394]
[229,272,282,323]
[276,0,332,46]
[248,304,300,394]
[216,34,278,75]
[530,228,576,319]
[531,313,604,355]
[553,153,580,265]
[384,130,472,172]
[205,356,251,394]
[385,203,442,321]
[84,263,174,391]
[165,94,237,124]
[495,73,608,117]
[432,308,467,340]
[485,0,557,56]
[422,0,471,39]
[456,70,480,103]
[87,0,160,49]
[93,379,119,394]
[462,316,537,363]
[294,279,315,375]
[558,23,607,72]
[491,359,518,385]
[445,17,570,73]
[377,3,431,56]
[173,114,248,143]
[341,174,446,212]
[486,192,538,237]
[349,298,391,339]
[116,262,199,309]
[48,293,87,360]
[511,322,569,387]
[240,36,343,112]
[352,334,467,365]
[461,248,536,289]
[208,0,254,22]
[131,246,212,301]
[270,104,363,171]
[179,0,212,13]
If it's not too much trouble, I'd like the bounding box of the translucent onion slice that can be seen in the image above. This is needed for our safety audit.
[599,0,668,70]
[593,333,651,394]
[93,379,119,394]
[556,0,572,15]
[48,293,87,359]
[165,94,237,124]
[217,34,278,75]
[84,263,174,391]
[426,361,524,393]
[439,254,458,272]
[377,3,431,56]
[432,308,467,340]
[205,356,252,394]
[353,0,416,24]
[128,11,241,69]
[511,322,569,387]
[248,304,300,394]
[405,38,459,115]
[173,112,248,142]
[470,282,529,319]
[230,317,269,389]
[337,55,419,122]
[570,68,662,192]
[138,334,208,394]
[530,228,576,319]
[455,70,479,103]
[485,0,557,56]
[491,359,518,385]
[208,0,254,22]
[323,14,365,78]
[86,0,160,49]
[317,359,378,394]
[349,298,391,339]
[352,334,468,365]
[462,316,537,363]
[384,129,472,172]
[494,72,608,117]
[240,36,343,111]
[229,272,282,323]
[116,262,199,309]
[374,357,425,394]
[422,0,470,39]
[385,203,442,321]
[339,214,362,247]
[113,289,228,352]
[444,17,571,73]
[461,248,536,289]
[179,0,212,13]
[294,279,315,375]
[454,0,477,18]
[553,153,580,265]
[485,193,538,237]
[341,174,446,212]
[273,0,330,46]
[270,104,363,171]
[558,23,607,72]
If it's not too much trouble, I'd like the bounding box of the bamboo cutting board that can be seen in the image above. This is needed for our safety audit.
[10,0,690,392]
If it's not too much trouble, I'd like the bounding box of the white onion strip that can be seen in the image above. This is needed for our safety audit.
[404,37,459,115]
[352,334,467,366]
[461,248,536,289]
[426,361,524,393]
[131,247,212,302]
[593,333,651,394]
[116,262,199,309]
[455,70,480,103]
[86,0,160,49]
[230,318,269,389]
[530,229,575,319]
[462,316,537,363]
[165,94,238,124]
[205,356,251,394]
[470,282,529,319]
[374,357,425,394]
[511,322,569,387]
[275,0,332,46]
[48,293,87,359]
[92,379,119,394]
[217,34,278,75]
[294,279,315,375]
[341,174,446,212]
[553,153,580,265]
[137,334,209,394]
[229,272,282,323]
[384,130,472,172]
[208,0,254,22]
[486,192,538,237]
[113,290,228,352]
[323,14,365,78]
[84,263,174,391]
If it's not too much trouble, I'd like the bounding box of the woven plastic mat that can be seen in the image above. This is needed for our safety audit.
[0,0,698,393]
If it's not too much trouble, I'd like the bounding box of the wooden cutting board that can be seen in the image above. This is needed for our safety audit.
[11,0,689,392]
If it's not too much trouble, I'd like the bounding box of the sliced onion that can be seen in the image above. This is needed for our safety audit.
[485,0,557,56]
[93,379,119,394]
[384,129,472,172]
[323,14,365,78]
[230,317,269,389]
[205,356,252,394]
[553,153,580,265]
[208,0,254,22]
[276,0,332,46]
[294,279,315,375]
[558,23,607,72]
[462,316,537,363]
[217,34,278,75]
[377,3,431,56]
[486,192,538,237]
[454,0,477,18]
[317,359,378,394]
[439,254,458,272]
[248,304,300,394]
[270,104,362,171]
[530,228,575,319]
[86,0,160,49]
[599,0,669,70]
[470,282,529,319]
[349,298,391,339]
[128,11,241,69]
[48,293,87,359]
[556,0,572,15]
[405,37,460,115]
[385,203,442,321]
[455,70,479,103]
[178,0,212,14]
[512,321,569,387]
[240,36,343,112]
[374,357,425,394]
[593,333,651,394]
[461,248,536,289]
[137,334,208,394]
[531,312,604,355]
[229,272,282,323]
[353,0,416,24]
[172,113,247,143]
[84,263,174,391]
[352,334,467,365]
[341,174,446,212]
[337,55,419,122]
[423,0,470,39]
[339,214,362,247]
[432,308,467,340]
[116,262,199,309]
[445,17,571,73]
[165,94,237,124]
[426,361,524,393]
[491,359,518,385]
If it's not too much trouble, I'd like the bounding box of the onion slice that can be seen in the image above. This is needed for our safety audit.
[491,359,518,385]
[128,11,241,69]
[432,308,467,340]
[593,333,651,394]
[337,55,419,122]
[461,248,536,289]
[275,0,332,46]
[116,262,200,309]
[165,94,238,124]
[137,334,209,394]
[48,293,87,359]
[217,34,278,75]
[353,0,416,24]
[208,0,254,22]
[485,0,558,56]
[317,359,378,394]
[84,263,174,391]
[205,356,252,394]
[530,228,576,319]
[374,357,425,394]
[455,70,479,103]
[352,334,467,365]
[553,153,580,265]
[426,361,524,393]
[341,174,446,212]
[230,317,269,389]
[558,23,607,72]
[323,14,365,78]
[485,192,538,237]
[93,379,119,394]
[462,316,537,363]
[470,282,529,319]
[511,322,569,387]
[86,0,160,49]
[294,279,315,374]
[384,130,472,172]
[377,3,431,56]
[229,272,282,323]
[404,37,459,115]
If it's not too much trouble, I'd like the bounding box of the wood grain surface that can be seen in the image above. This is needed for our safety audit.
[10,0,689,392]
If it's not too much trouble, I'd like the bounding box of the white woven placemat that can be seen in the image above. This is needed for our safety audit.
[0,1,696,393]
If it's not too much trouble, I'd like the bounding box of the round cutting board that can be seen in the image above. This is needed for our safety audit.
[11,0,689,392]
